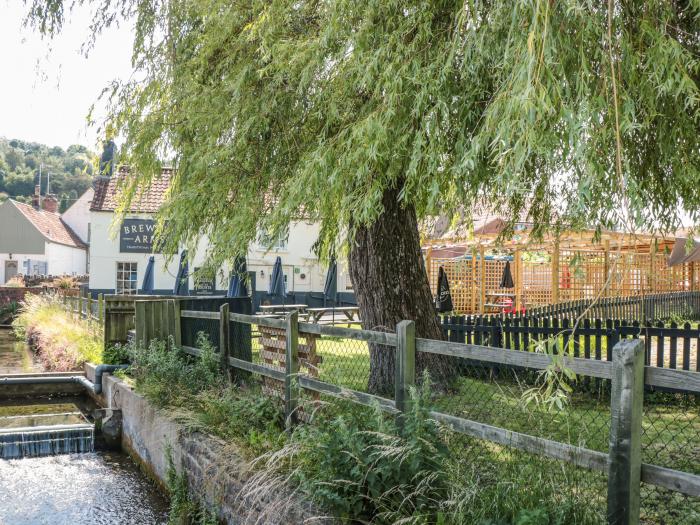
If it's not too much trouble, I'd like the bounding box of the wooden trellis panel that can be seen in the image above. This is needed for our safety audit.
[426,244,696,315]
[259,326,321,421]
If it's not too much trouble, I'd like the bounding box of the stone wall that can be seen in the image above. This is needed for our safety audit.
[87,365,328,524]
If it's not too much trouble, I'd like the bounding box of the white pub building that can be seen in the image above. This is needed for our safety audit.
[85,167,355,307]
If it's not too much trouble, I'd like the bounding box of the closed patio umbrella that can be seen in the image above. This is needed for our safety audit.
[173,250,189,296]
[268,256,286,302]
[435,266,454,313]
[500,261,514,289]
[323,258,337,307]
[227,256,248,297]
[140,256,155,294]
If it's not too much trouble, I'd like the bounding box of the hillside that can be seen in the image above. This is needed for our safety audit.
[0,137,94,212]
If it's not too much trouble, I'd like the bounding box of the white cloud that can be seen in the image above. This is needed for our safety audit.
[0,0,134,150]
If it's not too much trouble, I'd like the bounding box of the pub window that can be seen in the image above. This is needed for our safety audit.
[116,262,138,295]
[257,226,289,251]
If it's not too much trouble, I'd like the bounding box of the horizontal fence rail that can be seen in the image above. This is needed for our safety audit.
[61,294,699,522]
[442,313,700,373]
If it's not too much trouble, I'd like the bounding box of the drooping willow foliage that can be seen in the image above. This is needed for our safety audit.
[26,0,700,269]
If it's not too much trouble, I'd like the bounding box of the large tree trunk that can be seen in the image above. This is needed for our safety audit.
[348,185,456,395]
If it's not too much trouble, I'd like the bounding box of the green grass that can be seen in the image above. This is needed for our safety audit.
[12,293,103,370]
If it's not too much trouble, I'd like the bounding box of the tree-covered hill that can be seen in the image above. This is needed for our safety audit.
[0,137,94,212]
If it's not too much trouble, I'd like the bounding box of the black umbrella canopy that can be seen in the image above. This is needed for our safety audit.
[268,256,286,299]
[227,256,248,297]
[323,258,338,306]
[500,261,514,289]
[173,250,189,295]
[140,256,155,294]
[436,266,454,313]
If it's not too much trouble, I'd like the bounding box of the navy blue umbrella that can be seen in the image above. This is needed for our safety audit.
[227,256,248,297]
[268,256,286,302]
[173,250,189,296]
[140,256,155,294]
[323,258,337,307]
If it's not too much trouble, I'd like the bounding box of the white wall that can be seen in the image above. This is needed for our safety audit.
[0,253,47,283]
[89,211,182,292]
[88,212,353,294]
[61,188,93,244]
[247,221,353,293]
[0,244,85,283]
[45,242,87,276]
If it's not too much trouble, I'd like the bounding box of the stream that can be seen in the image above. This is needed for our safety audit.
[0,328,170,524]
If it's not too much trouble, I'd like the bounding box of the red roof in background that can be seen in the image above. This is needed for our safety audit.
[90,166,173,213]
[12,201,86,249]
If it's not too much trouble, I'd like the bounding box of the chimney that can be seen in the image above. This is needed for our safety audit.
[32,185,41,209]
[99,139,116,177]
[42,194,59,213]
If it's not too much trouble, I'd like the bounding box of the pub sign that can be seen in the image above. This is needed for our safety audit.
[193,267,216,295]
[119,219,161,253]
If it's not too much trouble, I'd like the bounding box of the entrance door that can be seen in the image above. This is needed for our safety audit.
[4,261,18,283]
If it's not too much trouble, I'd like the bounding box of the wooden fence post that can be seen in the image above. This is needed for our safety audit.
[515,248,522,312]
[395,320,416,425]
[134,301,147,348]
[607,338,645,525]
[98,294,104,324]
[285,310,299,431]
[479,246,486,315]
[219,303,231,381]
[172,299,182,347]
[552,239,560,304]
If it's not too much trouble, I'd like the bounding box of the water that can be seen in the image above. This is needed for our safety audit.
[0,451,169,524]
[0,333,169,523]
[0,328,41,374]
[0,400,95,460]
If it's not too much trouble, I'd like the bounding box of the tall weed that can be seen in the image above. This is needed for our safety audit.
[12,292,102,370]
[128,334,222,407]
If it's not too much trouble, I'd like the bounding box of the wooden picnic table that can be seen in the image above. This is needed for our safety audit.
[259,304,309,313]
[306,306,360,324]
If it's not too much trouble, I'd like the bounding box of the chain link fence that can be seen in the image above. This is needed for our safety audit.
[206,310,700,524]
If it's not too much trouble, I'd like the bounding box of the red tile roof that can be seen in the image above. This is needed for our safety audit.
[90,166,173,213]
[12,201,86,249]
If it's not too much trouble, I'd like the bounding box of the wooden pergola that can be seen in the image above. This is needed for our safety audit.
[423,230,697,315]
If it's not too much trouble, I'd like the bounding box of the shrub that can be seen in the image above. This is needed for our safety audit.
[267,376,450,524]
[103,343,131,365]
[193,386,284,455]
[5,276,25,288]
[127,334,223,407]
[52,276,77,290]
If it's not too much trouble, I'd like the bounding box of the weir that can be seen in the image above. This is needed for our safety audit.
[0,372,112,459]
[0,424,94,459]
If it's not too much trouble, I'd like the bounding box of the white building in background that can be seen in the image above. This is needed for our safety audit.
[0,189,87,283]
[61,187,93,245]
[85,167,354,305]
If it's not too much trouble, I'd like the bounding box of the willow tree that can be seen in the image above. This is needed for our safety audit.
[28,1,700,393]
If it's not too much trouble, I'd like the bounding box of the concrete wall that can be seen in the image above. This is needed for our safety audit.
[91,368,327,524]
[61,188,93,244]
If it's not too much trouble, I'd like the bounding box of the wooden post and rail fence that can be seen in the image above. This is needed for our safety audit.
[58,294,699,522]
[141,302,699,524]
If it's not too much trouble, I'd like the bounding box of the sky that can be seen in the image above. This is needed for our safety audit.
[0,1,134,150]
